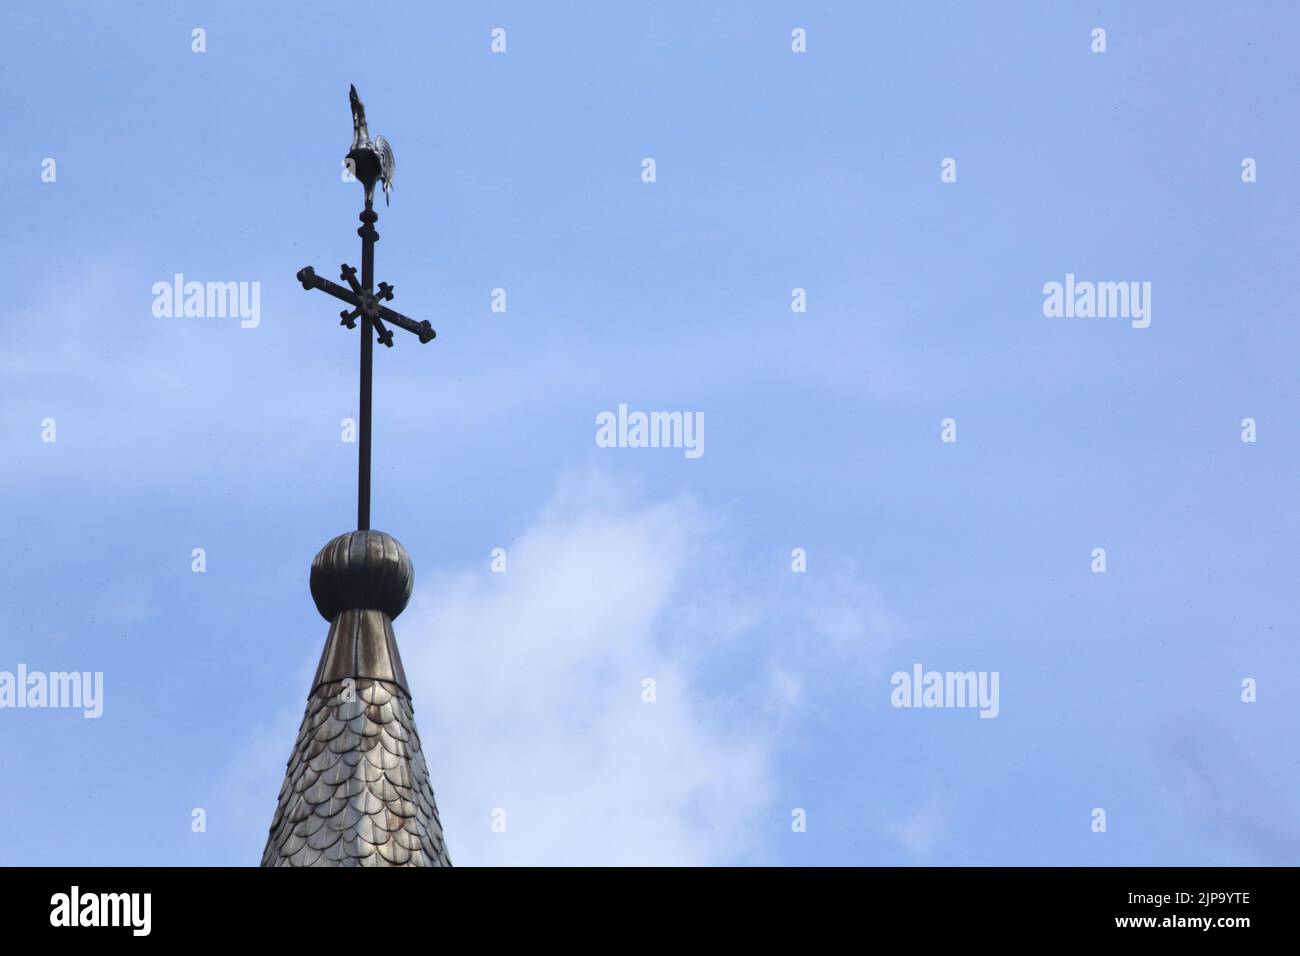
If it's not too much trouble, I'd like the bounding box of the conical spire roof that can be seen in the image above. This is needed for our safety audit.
[262,530,451,866]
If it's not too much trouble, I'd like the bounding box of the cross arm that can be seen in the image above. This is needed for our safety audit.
[297,266,361,308]
[375,302,435,343]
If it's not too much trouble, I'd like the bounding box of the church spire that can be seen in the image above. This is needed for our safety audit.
[263,87,449,866]
[262,531,451,866]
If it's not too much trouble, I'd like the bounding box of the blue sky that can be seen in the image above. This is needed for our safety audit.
[2,1,1298,865]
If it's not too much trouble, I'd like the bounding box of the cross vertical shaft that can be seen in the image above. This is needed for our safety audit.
[358,204,378,530]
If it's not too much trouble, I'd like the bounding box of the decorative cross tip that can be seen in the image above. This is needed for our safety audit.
[340,264,361,292]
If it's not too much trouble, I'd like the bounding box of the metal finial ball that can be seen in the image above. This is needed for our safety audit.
[310,530,413,621]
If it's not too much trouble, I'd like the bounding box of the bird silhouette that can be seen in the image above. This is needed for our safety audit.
[347,84,395,207]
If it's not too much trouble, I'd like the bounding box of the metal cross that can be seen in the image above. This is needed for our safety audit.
[296,86,435,531]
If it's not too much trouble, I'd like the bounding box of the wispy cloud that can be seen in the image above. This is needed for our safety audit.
[1153,718,1300,865]
[888,802,947,862]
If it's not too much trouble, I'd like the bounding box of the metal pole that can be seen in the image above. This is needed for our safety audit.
[357,202,378,530]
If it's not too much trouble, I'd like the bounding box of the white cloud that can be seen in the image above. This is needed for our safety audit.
[399,472,896,865]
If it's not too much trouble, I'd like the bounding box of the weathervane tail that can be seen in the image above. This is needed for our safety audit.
[349,83,370,149]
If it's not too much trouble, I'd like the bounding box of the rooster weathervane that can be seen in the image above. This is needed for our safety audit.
[347,83,396,207]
